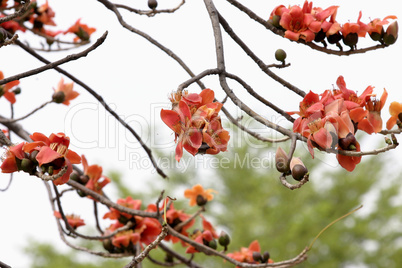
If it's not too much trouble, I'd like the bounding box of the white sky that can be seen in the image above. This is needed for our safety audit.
[1,0,402,267]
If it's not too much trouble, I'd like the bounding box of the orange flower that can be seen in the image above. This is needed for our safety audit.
[0,71,20,104]
[34,0,56,26]
[23,132,81,185]
[164,202,195,245]
[52,78,79,106]
[0,142,25,173]
[54,211,85,229]
[184,184,216,206]
[64,19,96,42]
[81,155,110,198]
[227,240,261,264]
[279,2,320,42]
[112,230,140,248]
[386,101,402,130]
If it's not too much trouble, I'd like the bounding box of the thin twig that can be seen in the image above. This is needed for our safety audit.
[0,0,31,24]
[123,225,169,268]
[279,173,309,190]
[116,0,186,17]
[0,100,53,123]
[0,32,108,85]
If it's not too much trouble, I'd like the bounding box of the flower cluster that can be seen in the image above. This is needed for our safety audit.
[269,1,398,49]
[161,89,230,162]
[0,132,81,185]
[288,76,388,171]
[102,197,162,253]
[0,0,96,42]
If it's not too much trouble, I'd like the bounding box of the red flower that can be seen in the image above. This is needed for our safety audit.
[386,101,402,130]
[161,100,203,162]
[0,71,20,104]
[0,142,25,173]
[54,211,85,229]
[33,0,56,26]
[23,132,81,185]
[164,203,195,245]
[185,230,215,254]
[103,196,142,222]
[64,19,96,42]
[112,229,140,248]
[81,155,110,198]
[279,1,321,42]
[52,78,79,105]
[227,240,262,265]
[0,15,26,33]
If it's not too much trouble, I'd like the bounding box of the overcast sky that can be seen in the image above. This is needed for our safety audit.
[1,0,402,267]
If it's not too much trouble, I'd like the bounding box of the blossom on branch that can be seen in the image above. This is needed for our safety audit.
[64,19,96,42]
[54,211,85,229]
[184,184,216,206]
[386,101,402,129]
[0,70,20,104]
[81,155,110,198]
[0,142,25,173]
[23,132,81,185]
[161,89,230,162]
[52,78,79,105]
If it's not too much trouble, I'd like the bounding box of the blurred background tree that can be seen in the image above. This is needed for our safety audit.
[24,124,402,267]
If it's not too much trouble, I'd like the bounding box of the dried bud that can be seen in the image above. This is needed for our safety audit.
[274,49,287,62]
[103,238,114,252]
[218,231,231,247]
[383,21,398,45]
[252,251,262,262]
[261,251,271,263]
[52,91,65,104]
[343,33,358,49]
[148,0,158,9]
[275,146,290,173]
[196,194,208,206]
[79,175,90,185]
[12,87,21,95]
[290,157,308,181]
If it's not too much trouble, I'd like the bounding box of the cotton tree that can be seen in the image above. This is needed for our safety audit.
[0,0,400,267]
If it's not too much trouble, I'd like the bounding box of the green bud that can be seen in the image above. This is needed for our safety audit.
[21,158,35,173]
[218,231,231,247]
[208,239,217,250]
[12,87,21,95]
[261,251,270,263]
[272,15,281,28]
[275,49,287,62]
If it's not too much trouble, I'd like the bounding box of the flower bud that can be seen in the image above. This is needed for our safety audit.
[208,239,217,250]
[384,137,392,145]
[12,87,21,95]
[0,28,8,42]
[218,231,231,247]
[164,253,174,263]
[69,172,80,182]
[52,91,65,104]
[290,157,308,181]
[21,158,35,173]
[275,146,290,173]
[103,238,114,253]
[275,49,287,62]
[272,15,281,28]
[383,21,398,45]
[148,0,158,9]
